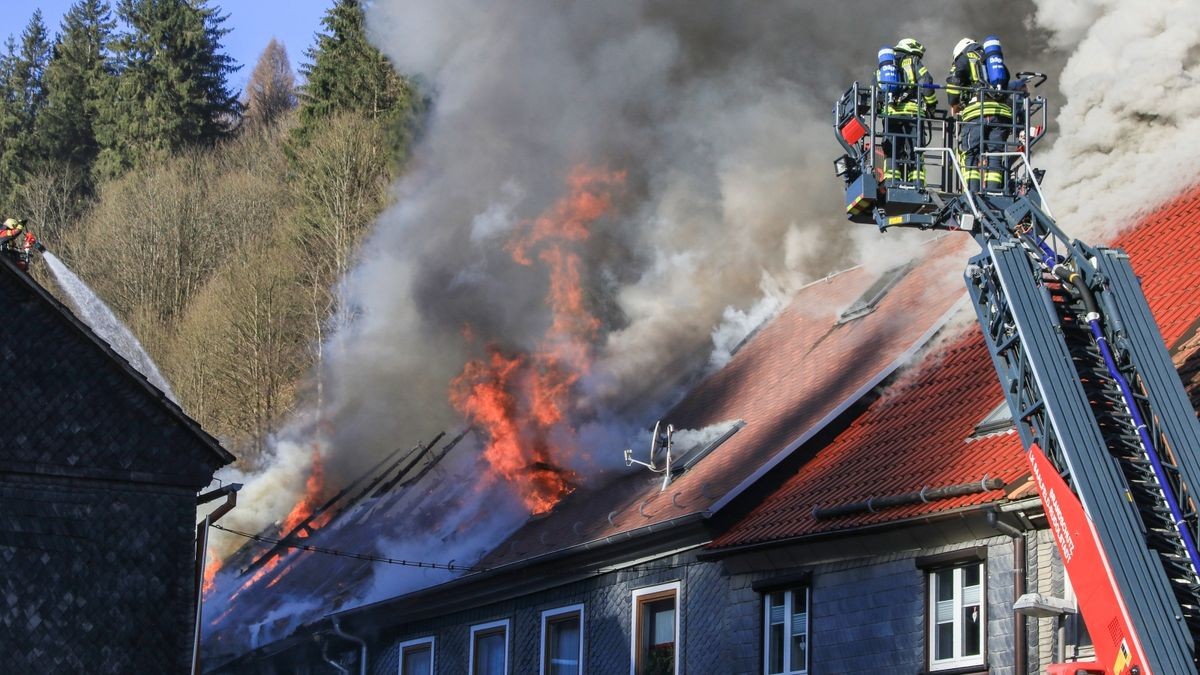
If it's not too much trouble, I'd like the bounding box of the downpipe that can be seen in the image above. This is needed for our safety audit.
[988,509,1028,675]
[1053,261,1200,580]
[331,615,367,675]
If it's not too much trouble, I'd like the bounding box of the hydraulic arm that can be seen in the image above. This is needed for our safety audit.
[833,77,1200,674]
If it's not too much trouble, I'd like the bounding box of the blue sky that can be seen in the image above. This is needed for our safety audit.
[0,0,335,92]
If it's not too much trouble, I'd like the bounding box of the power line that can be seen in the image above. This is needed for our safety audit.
[209,523,489,573]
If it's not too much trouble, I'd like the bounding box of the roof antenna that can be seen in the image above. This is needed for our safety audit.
[624,421,674,492]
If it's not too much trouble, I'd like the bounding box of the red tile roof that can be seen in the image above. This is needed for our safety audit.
[480,233,972,567]
[712,185,1200,549]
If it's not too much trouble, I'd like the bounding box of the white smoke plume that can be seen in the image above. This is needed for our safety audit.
[1032,0,1200,239]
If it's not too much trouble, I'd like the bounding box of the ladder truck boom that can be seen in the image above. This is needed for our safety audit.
[833,76,1200,675]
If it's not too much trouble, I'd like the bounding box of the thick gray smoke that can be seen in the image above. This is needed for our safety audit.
[214,2,1063,553]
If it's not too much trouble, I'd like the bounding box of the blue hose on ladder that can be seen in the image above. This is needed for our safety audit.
[1086,313,1200,580]
[1023,230,1200,579]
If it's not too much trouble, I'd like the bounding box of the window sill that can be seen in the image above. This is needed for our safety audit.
[921,665,988,675]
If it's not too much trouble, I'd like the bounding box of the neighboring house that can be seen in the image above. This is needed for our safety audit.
[0,256,234,673]
[212,188,1200,675]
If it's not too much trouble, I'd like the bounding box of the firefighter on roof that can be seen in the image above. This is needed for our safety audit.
[947,36,1013,193]
[0,217,45,272]
[877,38,937,186]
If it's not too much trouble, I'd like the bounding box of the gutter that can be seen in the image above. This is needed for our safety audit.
[332,510,708,623]
[699,498,1020,561]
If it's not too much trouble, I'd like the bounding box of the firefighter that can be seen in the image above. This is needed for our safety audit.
[947,37,1013,193]
[878,38,937,186]
[0,217,44,272]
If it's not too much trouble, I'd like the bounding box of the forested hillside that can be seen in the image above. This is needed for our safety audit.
[0,0,421,460]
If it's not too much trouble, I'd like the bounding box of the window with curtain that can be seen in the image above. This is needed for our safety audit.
[763,587,808,674]
[542,605,583,675]
[470,620,509,675]
[633,585,678,675]
[928,562,985,670]
[399,637,434,675]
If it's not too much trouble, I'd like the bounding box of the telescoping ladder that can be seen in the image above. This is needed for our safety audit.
[832,78,1200,675]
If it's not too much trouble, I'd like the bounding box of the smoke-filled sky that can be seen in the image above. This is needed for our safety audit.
[216,0,1200,560]
[320,0,1055,469]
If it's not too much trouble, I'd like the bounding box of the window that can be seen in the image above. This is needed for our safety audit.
[631,582,680,675]
[398,636,434,675]
[470,619,510,675]
[541,604,584,675]
[838,262,914,323]
[763,587,808,675]
[969,400,1014,439]
[928,562,985,670]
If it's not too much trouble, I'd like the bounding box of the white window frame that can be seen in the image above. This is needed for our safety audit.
[469,618,511,675]
[762,587,809,675]
[397,635,435,675]
[928,562,986,671]
[630,581,682,675]
[540,603,585,675]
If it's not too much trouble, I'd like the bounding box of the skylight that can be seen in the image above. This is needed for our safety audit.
[970,401,1014,440]
[838,262,915,323]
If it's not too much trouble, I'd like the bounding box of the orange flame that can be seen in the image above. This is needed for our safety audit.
[202,549,221,597]
[229,450,331,599]
[452,166,624,514]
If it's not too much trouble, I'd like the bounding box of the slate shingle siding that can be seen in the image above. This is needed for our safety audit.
[367,551,735,675]
[0,261,230,674]
[0,475,199,674]
[0,263,223,487]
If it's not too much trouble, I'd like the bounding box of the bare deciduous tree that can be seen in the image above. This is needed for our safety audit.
[242,38,296,132]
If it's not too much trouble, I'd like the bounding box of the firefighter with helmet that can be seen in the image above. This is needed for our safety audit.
[947,36,1013,193]
[877,38,937,186]
[0,217,45,272]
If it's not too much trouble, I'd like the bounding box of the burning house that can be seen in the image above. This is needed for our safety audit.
[204,189,1200,674]
[0,255,234,673]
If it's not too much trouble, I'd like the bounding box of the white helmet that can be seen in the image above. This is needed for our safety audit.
[953,38,977,60]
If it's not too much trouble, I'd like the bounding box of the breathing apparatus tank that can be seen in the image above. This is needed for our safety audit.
[982,36,1008,89]
[878,47,899,95]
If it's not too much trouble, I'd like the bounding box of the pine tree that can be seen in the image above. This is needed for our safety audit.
[95,0,239,178]
[295,0,419,151]
[0,11,52,206]
[242,38,296,131]
[40,0,117,175]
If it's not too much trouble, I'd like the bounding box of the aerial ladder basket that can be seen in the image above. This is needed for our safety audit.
[833,73,1200,675]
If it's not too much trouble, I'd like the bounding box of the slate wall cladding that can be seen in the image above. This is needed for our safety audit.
[360,535,1035,675]
[368,551,736,675]
[0,260,226,487]
[722,536,1017,674]
[0,474,199,674]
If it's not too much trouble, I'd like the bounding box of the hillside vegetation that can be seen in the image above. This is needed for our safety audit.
[0,0,420,460]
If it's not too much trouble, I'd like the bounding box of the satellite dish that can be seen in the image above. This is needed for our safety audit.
[624,420,675,492]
